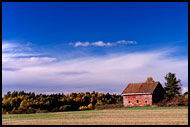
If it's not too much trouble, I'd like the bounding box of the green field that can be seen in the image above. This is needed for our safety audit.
[2,106,188,125]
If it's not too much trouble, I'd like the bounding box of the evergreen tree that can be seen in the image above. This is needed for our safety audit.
[164,72,182,100]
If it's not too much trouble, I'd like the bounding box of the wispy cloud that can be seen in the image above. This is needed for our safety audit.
[58,71,89,75]
[73,40,136,47]
[2,67,20,72]
[2,41,56,71]
[2,42,20,52]
[2,41,33,52]
[74,42,90,47]
[2,47,188,94]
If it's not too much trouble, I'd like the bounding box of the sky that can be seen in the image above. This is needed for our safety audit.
[2,2,188,95]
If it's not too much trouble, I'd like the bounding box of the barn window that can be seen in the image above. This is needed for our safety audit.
[145,101,147,103]
[136,100,139,103]
[128,101,130,103]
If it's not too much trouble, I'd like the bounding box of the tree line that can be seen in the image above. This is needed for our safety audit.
[2,91,123,114]
[2,72,188,114]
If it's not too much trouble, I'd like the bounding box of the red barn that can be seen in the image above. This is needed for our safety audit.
[121,77,165,107]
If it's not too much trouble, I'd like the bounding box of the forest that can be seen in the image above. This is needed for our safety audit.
[2,73,188,114]
[2,91,123,114]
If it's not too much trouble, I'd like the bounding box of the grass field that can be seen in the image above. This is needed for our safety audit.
[2,106,188,125]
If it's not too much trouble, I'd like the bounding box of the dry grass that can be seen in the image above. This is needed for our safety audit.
[2,106,188,125]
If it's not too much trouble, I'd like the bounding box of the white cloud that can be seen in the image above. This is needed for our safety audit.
[74,41,90,47]
[73,40,136,47]
[2,41,56,71]
[2,48,188,94]
[3,57,56,69]
[92,41,106,46]
[2,41,32,53]
[116,40,136,44]
[92,41,116,46]
[182,87,188,94]
[2,42,20,51]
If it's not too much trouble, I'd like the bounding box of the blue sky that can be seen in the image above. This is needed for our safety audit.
[2,2,188,95]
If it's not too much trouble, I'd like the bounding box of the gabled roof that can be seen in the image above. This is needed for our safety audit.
[121,81,160,95]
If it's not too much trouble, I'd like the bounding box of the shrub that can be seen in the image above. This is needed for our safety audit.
[97,100,104,105]
[25,109,36,114]
[52,107,58,112]
[35,108,41,113]
[35,108,48,113]
[184,94,188,99]
[87,103,94,109]
[59,106,64,112]
[39,110,48,113]
[59,105,72,111]
[79,106,88,110]
[9,107,17,114]
[178,97,185,106]
[95,103,123,110]
[12,109,23,114]
[157,97,187,107]
[2,108,6,114]
[62,105,72,111]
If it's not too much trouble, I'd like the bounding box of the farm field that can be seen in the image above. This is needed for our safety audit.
[2,106,188,125]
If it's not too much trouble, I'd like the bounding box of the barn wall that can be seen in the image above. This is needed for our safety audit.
[123,94,152,107]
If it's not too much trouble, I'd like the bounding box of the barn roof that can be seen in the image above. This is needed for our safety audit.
[121,78,160,95]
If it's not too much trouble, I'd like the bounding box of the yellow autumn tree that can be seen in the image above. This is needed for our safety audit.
[87,103,93,109]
